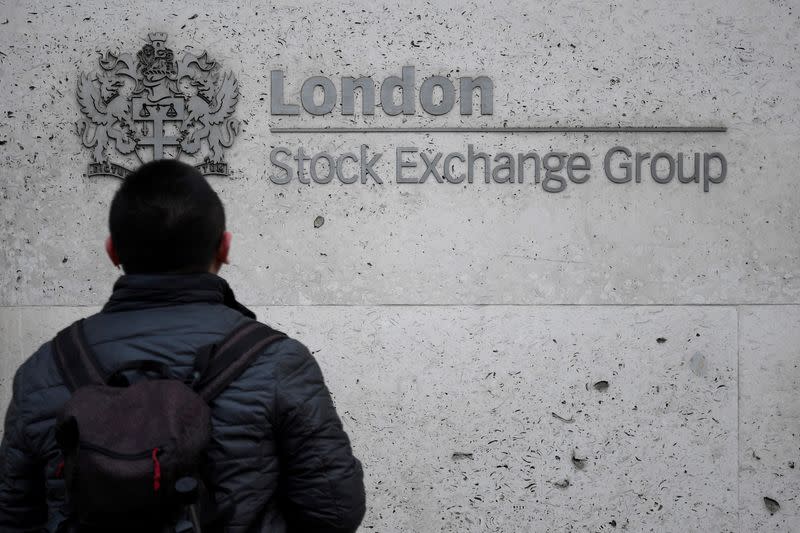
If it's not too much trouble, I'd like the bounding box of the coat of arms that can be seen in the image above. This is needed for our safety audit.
[77,32,239,178]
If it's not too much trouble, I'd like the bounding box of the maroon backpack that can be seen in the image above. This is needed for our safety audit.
[52,319,285,532]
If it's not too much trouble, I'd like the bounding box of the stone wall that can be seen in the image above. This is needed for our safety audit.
[0,1,797,530]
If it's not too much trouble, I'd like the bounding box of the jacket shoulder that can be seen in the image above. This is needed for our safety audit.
[13,339,64,401]
[8,338,68,453]
[234,332,326,409]
[251,332,319,375]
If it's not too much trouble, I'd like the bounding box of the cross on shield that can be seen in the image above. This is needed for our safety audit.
[131,96,186,160]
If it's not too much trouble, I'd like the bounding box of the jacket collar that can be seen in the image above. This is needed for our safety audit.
[102,273,256,318]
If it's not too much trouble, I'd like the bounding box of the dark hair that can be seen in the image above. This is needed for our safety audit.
[109,160,225,274]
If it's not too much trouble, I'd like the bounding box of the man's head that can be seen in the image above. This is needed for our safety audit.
[106,160,232,274]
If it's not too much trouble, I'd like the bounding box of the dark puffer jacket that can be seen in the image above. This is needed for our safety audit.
[0,274,366,532]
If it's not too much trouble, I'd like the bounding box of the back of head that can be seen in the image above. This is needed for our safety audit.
[109,160,225,274]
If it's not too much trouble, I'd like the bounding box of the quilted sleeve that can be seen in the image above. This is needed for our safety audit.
[274,339,366,533]
[0,368,47,531]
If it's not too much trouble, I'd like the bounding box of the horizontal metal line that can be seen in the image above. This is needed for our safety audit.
[1,303,796,308]
[270,126,728,134]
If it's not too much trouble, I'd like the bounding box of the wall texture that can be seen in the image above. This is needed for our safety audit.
[0,1,798,531]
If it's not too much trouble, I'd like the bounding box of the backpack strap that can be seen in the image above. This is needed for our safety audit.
[53,319,106,391]
[192,321,286,402]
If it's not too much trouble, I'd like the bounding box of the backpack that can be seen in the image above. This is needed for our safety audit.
[51,318,286,532]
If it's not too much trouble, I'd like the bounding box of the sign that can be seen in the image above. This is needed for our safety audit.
[76,34,727,192]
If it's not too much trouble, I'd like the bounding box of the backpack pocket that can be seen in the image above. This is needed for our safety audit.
[67,442,169,515]
[56,379,212,528]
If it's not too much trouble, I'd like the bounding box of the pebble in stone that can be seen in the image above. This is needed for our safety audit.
[763,496,780,514]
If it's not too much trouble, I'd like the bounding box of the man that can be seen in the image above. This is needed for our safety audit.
[0,159,366,532]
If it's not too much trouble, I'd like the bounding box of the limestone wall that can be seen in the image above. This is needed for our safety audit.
[0,1,797,530]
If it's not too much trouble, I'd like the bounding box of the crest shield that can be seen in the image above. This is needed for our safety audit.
[77,33,239,178]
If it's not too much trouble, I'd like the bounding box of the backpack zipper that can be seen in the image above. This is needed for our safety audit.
[79,442,164,492]
[79,441,164,460]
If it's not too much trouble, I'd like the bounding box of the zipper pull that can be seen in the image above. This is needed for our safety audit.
[152,448,161,492]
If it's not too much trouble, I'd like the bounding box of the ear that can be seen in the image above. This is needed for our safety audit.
[105,236,121,268]
[215,231,232,267]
